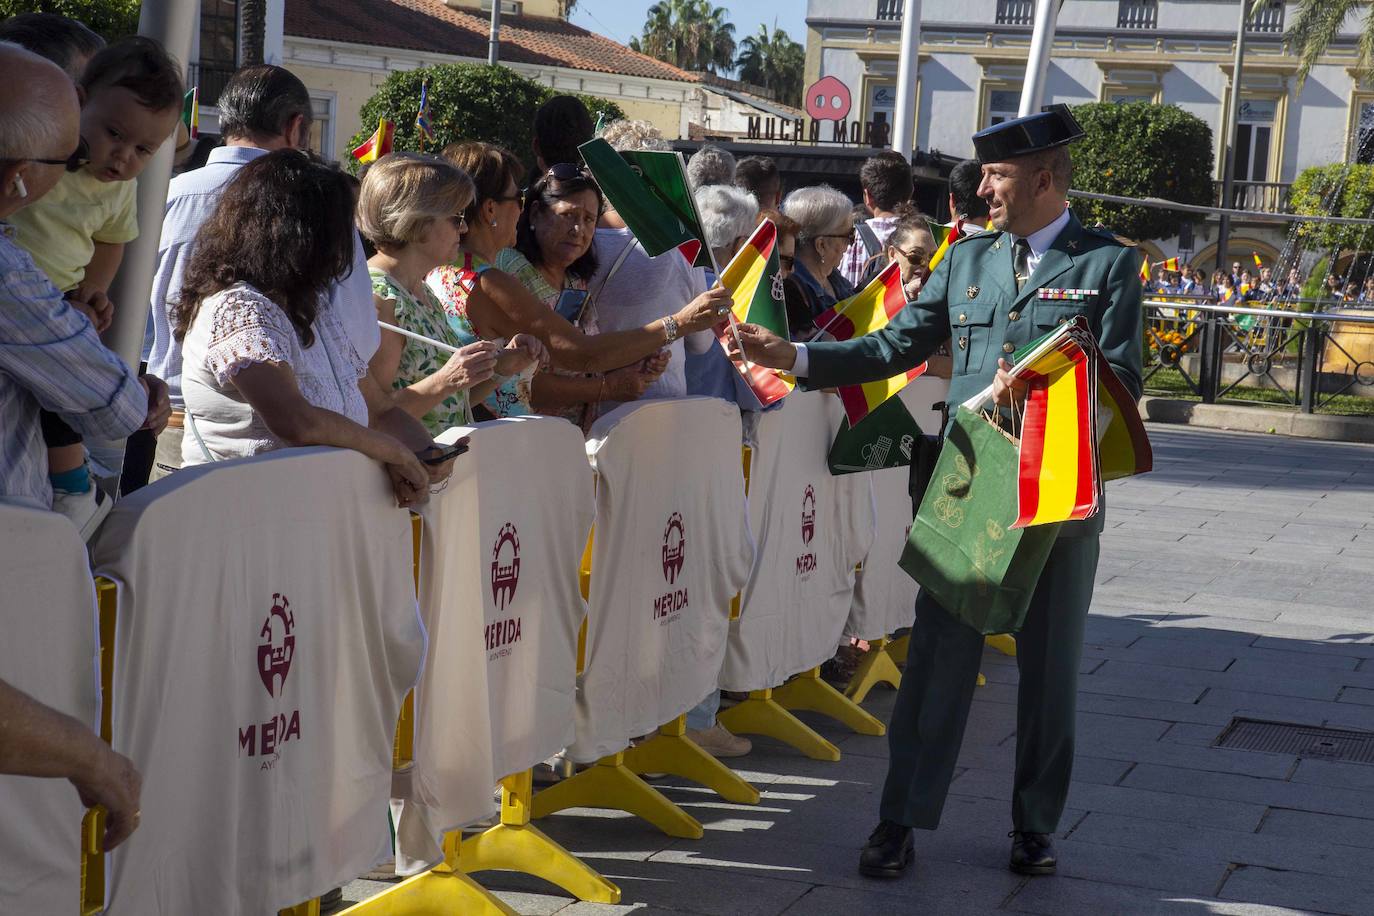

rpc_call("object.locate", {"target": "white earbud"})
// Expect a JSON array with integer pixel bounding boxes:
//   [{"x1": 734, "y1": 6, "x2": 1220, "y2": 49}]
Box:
[{"x1": 12, "y1": 175, "x2": 27, "y2": 198}]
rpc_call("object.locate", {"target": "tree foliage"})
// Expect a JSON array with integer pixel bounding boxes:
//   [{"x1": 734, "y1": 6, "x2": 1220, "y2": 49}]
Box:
[
  {"x1": 0, "y1": 0, "x2": 139, "y2": 40},
  {"x1": 346, "y1": 64, "x2": 624, "y2": 173},
  {"x1": 1266, "y1": 0, "x2": 1368, "y2": 85},
  {"x1": 629, "y1": 0, "x2": 736, "y2": 74},
  {"x1": 1069, "y1": 102, "x2": 1215, "y2": 241},
  {"x1": 1290, "y1": 163, "x2": 1374, "y2": 252},
  {"x1": 735, "y1": 24, "x2": 805, "y2": 106}
]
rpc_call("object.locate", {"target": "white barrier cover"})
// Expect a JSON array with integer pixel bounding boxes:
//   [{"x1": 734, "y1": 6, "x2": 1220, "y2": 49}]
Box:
[
  {"x1": 0, "y1": 505, "x2": 99, "y2": 914},
  {"x1": 92, "y1": 448, "x2": 424, "y2": 915},
  {"x1": 572, "y1": 398, "x2": 753, "y2": 762},
  {"x1": 844, "y1": 464, "x2": 919, "y2": 640},
  {"x1": 722, "y1": 390, "x2": 877, "y2": 691},
  {"x1": 395, "y1": 417, "x2": 594, "y2": 871}
]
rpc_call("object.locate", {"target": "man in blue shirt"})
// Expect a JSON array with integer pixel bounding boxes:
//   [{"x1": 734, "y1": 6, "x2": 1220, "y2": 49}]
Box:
[{"x1": 145, "y1": 65, "x2": 378, "y2": 480}]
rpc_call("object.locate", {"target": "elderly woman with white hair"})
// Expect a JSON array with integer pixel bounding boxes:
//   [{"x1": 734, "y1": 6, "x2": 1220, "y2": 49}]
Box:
[
  {"x1": 686, "y1": 144, "x2": 736, "y2": 190},
  {"x1": 685, "y1": 184, "x2": 759, "y2": 405},
  {"x1": 782, "y1": 184, "x2": 857, "y2": 338}
]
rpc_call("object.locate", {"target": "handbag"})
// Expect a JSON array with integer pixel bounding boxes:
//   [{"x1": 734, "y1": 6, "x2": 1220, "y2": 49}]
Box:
[{"x1": 897, "y1": 405, "x2": 1061, "y2": 635}]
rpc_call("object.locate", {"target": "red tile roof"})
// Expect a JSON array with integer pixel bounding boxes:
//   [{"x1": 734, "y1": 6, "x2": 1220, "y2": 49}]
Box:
[{"x1": 284, "y1": 0, "x2": 700, "y2": 84}]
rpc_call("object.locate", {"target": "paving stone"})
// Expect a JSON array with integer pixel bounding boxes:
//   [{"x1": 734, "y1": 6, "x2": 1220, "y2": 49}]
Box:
[
  {"x1": 1121, "y1": 763, "x2": 1374, "y2": 820},
  {"x1": 1218, "y1": 863, "x2": 1374, "y2": 915},
  {"x1": 1289, "y1": 758, "x2": 1374, "y2": 791},
  {"x1": 1007, "y1": 875, "x2": 1315, "y2": 915},
  {"x1": 1257, "y1": 807, "x2": 1374, "y2": 850}
]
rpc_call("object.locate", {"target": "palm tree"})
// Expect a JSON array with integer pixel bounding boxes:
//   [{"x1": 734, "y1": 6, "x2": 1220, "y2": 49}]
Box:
[
  {"x1": 735, "y1": 24, "x2": 805, "y2": 106},
  {"x1": 1270, "y1": 1, "x2": 1368, "y2": 83},
  {"x1": 240, "y1": 0, "x2": 266, "y2": 66},
  {"x1": 630, "y1": 0, "x2": 736, "y2": 74}
]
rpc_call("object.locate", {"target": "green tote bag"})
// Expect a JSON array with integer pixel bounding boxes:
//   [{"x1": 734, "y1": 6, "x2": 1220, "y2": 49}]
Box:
[{"x1": 897, "y1": 406, "x2": 1062, "y2": 635}]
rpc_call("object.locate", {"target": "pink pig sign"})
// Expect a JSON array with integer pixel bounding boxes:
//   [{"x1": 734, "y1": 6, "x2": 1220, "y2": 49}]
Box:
[{"x1": 805, "y1": 76, "x2": 852, "y2": 121}]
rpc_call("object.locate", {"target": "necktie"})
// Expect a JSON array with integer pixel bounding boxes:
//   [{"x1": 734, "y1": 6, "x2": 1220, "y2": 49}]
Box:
[{"x1": 1013, "y1": 238, "x2": 1032, "y2": 293}]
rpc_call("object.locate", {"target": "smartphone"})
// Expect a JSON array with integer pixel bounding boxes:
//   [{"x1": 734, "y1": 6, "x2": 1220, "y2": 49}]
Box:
[
  {"x1": 419, "y1": 437, "x2": 470, "y2": 465},
  {"x1": 553, "y1": 288, "x2": 590, "y2": 324}
]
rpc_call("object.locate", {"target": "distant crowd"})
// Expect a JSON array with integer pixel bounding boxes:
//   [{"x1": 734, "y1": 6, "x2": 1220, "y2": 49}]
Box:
[{"x1": 1145, "y1": 261, "x2": 1374, "y2": 308}]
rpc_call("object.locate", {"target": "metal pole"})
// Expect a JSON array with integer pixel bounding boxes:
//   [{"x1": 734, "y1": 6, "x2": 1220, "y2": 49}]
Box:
[
  {"x1": 105, "y1": 0, "x2": 197, "y2": 370},
  {"x1": 890, "y1": 0, "x2": 922, "y2": 159},
  {"x1": 488, "y1": 0, "x2": 502, "y2": 66},
  {"x1": 1214, "y1": 0, "x2": 1250, "y2": 276},
  {"x1": 1018, "y1": 0, "x2": 1060, "y2": 116}
]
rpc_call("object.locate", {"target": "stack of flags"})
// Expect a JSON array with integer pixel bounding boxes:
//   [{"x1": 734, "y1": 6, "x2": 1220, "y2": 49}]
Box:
[
  {"x1": 960, "y1": 317, "x2": 1152, "y2": 528},
  {"x1": 578, "y1": 137, "x2": 714, "y2": 271},
  {"x1": 716, "y1": 219, "x2": 793, "y2": 407},
  {"x1": 352, "y1": 116, "x2": 395, "y2": 164}
]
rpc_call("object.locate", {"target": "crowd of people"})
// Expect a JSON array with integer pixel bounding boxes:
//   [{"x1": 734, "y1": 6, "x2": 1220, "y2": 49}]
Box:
[
  {"x1": 0, "y1": 13, "x2": 977, "y2": 868},
  {"x1": 1144, "y1": 258, "x2": 1374, "y2": 308}
]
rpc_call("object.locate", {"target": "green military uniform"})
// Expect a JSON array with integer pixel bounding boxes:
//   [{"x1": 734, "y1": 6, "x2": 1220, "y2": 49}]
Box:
[{"x1": 800, "y1": 209, "x2": 1144, "y2": 834}]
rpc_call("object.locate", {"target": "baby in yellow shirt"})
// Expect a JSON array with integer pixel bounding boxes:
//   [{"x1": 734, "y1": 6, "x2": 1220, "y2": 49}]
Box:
[{"x1": 9, "y1": 35, "x2": 182, "y2": 534}]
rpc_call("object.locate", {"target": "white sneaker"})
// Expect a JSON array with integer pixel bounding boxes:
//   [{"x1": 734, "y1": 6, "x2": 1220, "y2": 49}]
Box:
[
  {"x1": 685, "y1": 723, "x2": 752, "y2": 758},
  {"x1": 51, "y1": 483, "x2": 112, "y2": 542}
]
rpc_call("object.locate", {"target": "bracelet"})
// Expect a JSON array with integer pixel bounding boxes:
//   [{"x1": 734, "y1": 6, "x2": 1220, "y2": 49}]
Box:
[{"x1": 661, "y1": 315, "x2": 679, "y2": 342}]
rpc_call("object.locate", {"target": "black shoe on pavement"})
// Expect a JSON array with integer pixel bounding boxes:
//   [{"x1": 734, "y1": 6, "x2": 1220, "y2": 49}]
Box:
[
  {"x1": 858, "y1": 819, "x2": 914, "y2": 878},
  {"x1": 1008, "y1": 831, "x2": 1057, "y2": 875}
]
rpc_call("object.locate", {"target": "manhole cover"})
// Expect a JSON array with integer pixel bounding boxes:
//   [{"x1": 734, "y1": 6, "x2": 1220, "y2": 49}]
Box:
[{"x1": 1215, "y1": 718, "x2": 1374, "y2": 765}]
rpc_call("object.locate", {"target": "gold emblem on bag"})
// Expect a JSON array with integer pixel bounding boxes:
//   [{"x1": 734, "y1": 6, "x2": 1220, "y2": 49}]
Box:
[{"x1": 967, "y1": 286, "x2": 979, "y2": 299}]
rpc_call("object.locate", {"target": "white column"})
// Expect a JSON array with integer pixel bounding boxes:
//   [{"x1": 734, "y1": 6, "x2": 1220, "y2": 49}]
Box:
[
  {"x1": 104, "y1": 0, "x2": 197, "y2": 370},
  {"x1": 890, "y1": 0, "x2": 923, "y2": 159},
  {"x1": 1018, "y1": 0, "x2": 1060, "y2": 116}
]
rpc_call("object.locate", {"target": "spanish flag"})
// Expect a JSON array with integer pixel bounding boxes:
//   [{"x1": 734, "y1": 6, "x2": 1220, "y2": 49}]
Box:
[
  {"x1": 717, "y1": 219, "x2": 792, "y2": 407},
  {"x1": 1096, "y1": 345, "x2": 1152, "y2": 481},
  {"x1": 352, "y1": 117, "x2": 395, "y2": 164},
  {"x1": 1158, "y1": 257, "x2": 1180, "y2": 272},
  {"x1": 1252, "y1": 252, "x2": 1264, "y2": 269},
  {"x1": 1013, "y1": 334, "x2": 1098, "y2": 528},
  {"x1": 1139, "y1": 255, "x2": 1150, "y2": 284},
  {"x1": 813, "y1": 259, "x2": 925, "y2": 426}
]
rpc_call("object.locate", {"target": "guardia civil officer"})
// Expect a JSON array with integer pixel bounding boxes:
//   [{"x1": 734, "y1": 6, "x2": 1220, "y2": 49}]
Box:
[{"x1": 731, "y1": 106, "x2": 1144, "y2": 879}]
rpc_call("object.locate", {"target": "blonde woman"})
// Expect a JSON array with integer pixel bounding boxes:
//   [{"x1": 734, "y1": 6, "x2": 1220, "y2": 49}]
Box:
[{"x1": 358, "y1": 153, "x2": 545, "y2": 435}]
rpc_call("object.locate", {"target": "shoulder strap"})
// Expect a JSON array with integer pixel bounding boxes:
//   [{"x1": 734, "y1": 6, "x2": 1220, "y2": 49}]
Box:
[{"x1": 857, "y1": 220, "x2": 882, "y2": 258}]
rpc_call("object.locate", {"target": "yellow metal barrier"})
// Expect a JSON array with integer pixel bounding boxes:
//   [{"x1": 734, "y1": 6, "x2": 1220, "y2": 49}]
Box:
[
  {"x1": 531, "y1": 750, "x2": 704, "y2": 839},
  {"x1": 844, "y1": 636, "x2": 903, "y2": 705},
  {"x1": 621, "y1": 714, "x2": 760, "y2": 805},
  {"x1": 459, "y1": 769, "x2": 620, "y2": 903},
  {"x1": 773, "y1": 666, "x2": 885, "y2": 736},
  {"x1": 716, "y1": 687, "x2": 840, "y2": 761}
]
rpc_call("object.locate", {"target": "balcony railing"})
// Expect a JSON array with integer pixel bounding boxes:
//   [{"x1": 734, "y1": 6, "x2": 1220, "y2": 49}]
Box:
[
  {"x1": 187, "y1": 61, "x2": 237, "y2": 108},
  {"x1": 876, "y1": 0, "x2": 901, "y2": 21},
  {"x1": 1248, "y1": 0, "x2": 1284, "y2": 34},
  {"x1": 1214, "y1": 180, "x2": 1294, "y2": 214},
  {"x1": 1118, "y1": 0, "x2": 1158, "y2": 30},
  {"x1": 995, "y1": 0, "x2": 1034, "y2": 26}
]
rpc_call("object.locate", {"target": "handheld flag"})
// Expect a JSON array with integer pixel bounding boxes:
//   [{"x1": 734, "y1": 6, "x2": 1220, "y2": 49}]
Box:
[
  {"x1": 1138, "y1": 255, "x2": 1150, "y2": 284},
  {"x1": 716, "y1": 218, "x2": 792, "y2": 407},
  {"x1": 813, "y1": 260, "x2": 926, "y2": 426},
  {"x1": 352, "y1": 117, "x2": 395, "y2": 165},
  {"x1": 1158, "y1": 257, "x2": 1179, "y2": 272},
  {"x1": 827, "y1": 393, "x2": 925, "y2": 474},
  {"x1": 181, "y1": 87, "x2": 199, "y2": 140},
  {"x1": 926, "y1": 219, "x2": 966, "y2": 272},
  {"x1": 415, "y1": 81, "x2": 433, "y2": 142},
  {"x1": 1252, "y1": 252, "x2": 1264, "y2": 269},
  {"x1": 578, "y1": 137, "x2": 714, "y2": 271}
]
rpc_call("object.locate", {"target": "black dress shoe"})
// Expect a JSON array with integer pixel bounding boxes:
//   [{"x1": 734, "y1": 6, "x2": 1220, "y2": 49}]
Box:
[
  {"x1": 859, "y1": 819, "x2": 914, "y2": 878},
  {"x1": 1008, "y1": 831, "x2": 1057, "y2": 875}
]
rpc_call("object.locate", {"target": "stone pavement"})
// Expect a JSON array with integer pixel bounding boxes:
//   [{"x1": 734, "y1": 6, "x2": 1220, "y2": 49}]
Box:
[{"x1": 346, "y1": 425, "x2": 1374, "y2": 915}]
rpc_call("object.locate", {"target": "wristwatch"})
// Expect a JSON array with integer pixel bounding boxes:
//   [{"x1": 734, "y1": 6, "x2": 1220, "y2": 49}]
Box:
[{"x1": 662, "y1": 315, "x2": 680, "y2": 342}]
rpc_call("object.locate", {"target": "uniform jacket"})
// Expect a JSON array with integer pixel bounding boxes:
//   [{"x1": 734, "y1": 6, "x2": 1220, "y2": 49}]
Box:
[{"x1": 801, "y1": 209, "x2": 1145, "y2": 534}]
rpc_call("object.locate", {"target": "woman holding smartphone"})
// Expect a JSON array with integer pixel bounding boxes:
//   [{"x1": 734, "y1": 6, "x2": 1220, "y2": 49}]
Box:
[
  {"x1": 175, "y1": 151, "x2": 452, "y2": 509},
  {"x1": 497, "y1": 164, "x2": 668, "y2": 428},
  {"x1": 359, "y1": 153, "x2": 546, "y2": 435}
]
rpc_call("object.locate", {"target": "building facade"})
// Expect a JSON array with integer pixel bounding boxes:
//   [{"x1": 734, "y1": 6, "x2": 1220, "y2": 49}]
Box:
[{"x1": 805, "y1": 0, "x2": 1366, "y2": 261}]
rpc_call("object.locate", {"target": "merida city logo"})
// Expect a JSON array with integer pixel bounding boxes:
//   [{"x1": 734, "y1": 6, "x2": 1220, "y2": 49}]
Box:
[
  {"x1": 488, "y1": 522, "x2": 523, "y2": 660},
  {"x1": 797, "y1": 485, "x2": 818, "y2": 577},
  {"x1": 655, "y1": 512, "x2": 689, "y2": 624},
  {"x1": 491, "y1": 522, "x2": 521, "y2": 610},
  {"x1": 241, "y1": 593, "x2": 301, "y2": 765}
]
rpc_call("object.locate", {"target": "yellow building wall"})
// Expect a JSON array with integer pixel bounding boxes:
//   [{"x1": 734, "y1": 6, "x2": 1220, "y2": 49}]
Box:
[{"x1": 288, "y1": 61, "x2": 688, "y2": 158}]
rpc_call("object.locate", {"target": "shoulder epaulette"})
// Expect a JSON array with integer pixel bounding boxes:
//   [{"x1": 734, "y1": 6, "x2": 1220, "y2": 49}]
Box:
[
  {"x1": 953, "y1": 228, "x2": 999, "y2": 245},
  {"x1": 1085, "y1": 222, "x2": 1131, "y2": 246}
]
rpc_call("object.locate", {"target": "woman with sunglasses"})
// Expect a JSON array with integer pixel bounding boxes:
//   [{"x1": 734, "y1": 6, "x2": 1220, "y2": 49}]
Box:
[
  {"x1": 359, "y1": 153, "x2": 545, "y2": 436},
  {"x1": 884, "y1": 210, "x2": 938, "y2": 302},
  {"x1": 428, "y1": 141, "x2": 731, "y2": 420},
  {"x1": 497, "y1": 163, "x2": 667, "y2": 429},
  {"x1": 781, "y1": 185, "x2": 858, "y2": 339}
]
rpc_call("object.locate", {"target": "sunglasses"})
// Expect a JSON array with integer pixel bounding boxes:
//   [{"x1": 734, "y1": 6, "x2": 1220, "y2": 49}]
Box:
[
  {"x1": 545, "y1": 162, "x2": 592, "y2": 181},
  {"x1": 27, "y1": 137, "x2": 90, "y2": 172}
]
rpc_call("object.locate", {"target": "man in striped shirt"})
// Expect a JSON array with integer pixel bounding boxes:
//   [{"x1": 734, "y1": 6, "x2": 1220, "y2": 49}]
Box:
[{"x1": 0, "y1": 43, "x2": 165, "y2": 512}]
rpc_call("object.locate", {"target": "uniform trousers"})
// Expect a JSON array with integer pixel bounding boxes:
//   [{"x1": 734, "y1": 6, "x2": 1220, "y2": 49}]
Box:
[{"x1": 879, "y1": 533, "x2": 1100, "y2": 834}]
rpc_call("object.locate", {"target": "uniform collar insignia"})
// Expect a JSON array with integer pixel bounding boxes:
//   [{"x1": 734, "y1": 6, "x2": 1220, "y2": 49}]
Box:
[{"x1": 967, "y1": 285, "x2": 980, "y2": 299}]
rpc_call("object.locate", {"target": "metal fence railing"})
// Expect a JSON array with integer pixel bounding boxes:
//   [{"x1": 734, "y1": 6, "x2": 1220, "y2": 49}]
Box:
[{"x1": 1143, "y1": 298, "x2": 1374, "y2": 415}]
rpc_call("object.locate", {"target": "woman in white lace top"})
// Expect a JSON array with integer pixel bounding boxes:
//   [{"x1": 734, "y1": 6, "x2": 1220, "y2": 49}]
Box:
[{"x1": 173, "y1": 151, "x2": 454, "y2": 509}]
